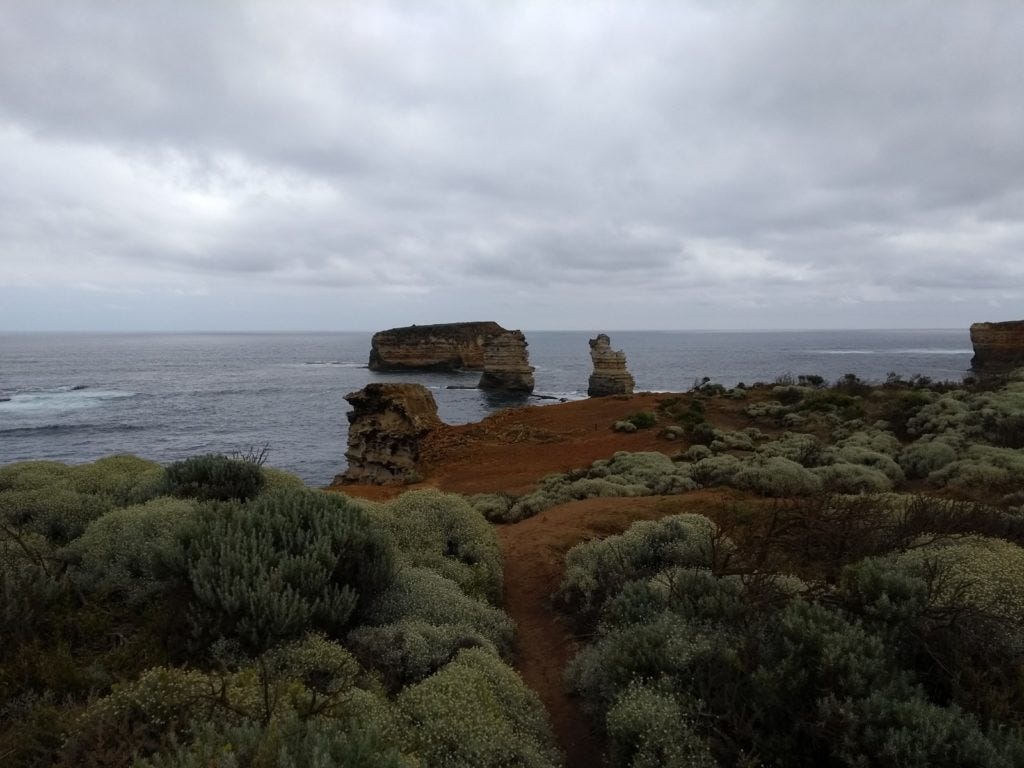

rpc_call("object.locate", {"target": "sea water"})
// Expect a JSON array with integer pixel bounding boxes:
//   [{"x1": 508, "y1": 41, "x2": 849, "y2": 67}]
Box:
[{"x1": 0, "y1": 329, "x2": 972, "y2": 484}]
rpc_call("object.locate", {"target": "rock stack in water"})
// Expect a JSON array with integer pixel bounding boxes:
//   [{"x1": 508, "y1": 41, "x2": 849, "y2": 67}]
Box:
[
  {"x1": 478, "y1": 330, "x2": 535, "y2": 393},
  {"x1": 970, "y1": 320, "x2": 1024, "y2": 374},
  {"x1": 587, "y1": 333, "x2": 635, "y2": 397},
  {"x1": 367, "y1": 321, "x2": 507, "y2": 371},
  {"x1": 337, "y1": 383, "x2": 442, "y2": 485}
]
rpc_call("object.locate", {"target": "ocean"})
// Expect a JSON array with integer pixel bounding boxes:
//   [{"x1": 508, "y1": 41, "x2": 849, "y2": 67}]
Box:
[{"x1": 0, "y1": 329, "x2": 973, "y2": 485}]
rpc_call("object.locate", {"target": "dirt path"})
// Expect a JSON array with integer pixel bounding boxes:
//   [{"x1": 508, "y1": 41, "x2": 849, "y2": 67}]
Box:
[{"x1": 496, "y1": 492, "x2": 731, "y2": 767}]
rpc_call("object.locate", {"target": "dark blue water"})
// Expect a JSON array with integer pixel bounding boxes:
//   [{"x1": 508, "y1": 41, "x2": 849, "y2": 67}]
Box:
[{"x1": 0, "y1": 330, "x2": 972, "y2": 484}]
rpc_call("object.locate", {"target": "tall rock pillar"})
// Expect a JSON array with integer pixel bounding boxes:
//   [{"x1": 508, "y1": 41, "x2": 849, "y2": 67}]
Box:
[
  {"x1": 587, "y1": 334, "x2": 635, "y2": 397},
  {"x1": 478, "y1": 330, "x2": 535, "y2": 393},
  {"x1": 337, "y1": 383, "x2": 441, "y2": 485},
  {"x1": 970, "y1": 320, "x2": 1024, "y2": 374}
]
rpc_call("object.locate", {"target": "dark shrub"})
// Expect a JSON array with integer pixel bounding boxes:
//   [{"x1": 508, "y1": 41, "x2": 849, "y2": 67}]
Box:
[
  {"x1": 626, "y1": 411, "x2": 657, "y2": 429},
  {"x1": 185, "y1": 488, "x2": 395, "y2": 652},
  {"x1": 163, "y1": 454, "x2": 265, "y2": 502}
]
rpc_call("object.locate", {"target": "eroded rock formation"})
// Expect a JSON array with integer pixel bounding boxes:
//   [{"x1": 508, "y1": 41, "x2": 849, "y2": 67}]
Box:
[
  {"x1": 478, "y1": 330, "x2": 535, "y2": 393},
  {"x1": 587, "y1": 334, "x2": 635, "y2": 397},
  {"x1": 971, "y1": 320, "x2": 1024, "y2": 373},
  {"x1": 368, "y1": 321, "x2": 508, "y2": 371},
  {"x1": 337, "y1": 383, "x2": 442, "y2": 485}
]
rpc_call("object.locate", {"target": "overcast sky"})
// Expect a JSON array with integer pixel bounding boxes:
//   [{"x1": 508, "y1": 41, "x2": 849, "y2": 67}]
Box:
[{"x1": 2, "y1": 1, "x2": 1023, "y2": 331}]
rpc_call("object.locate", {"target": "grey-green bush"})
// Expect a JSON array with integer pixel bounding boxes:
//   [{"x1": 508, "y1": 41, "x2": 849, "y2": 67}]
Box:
[{"x1": 163, "y1": 454, "x2": 265, "y2": 502}]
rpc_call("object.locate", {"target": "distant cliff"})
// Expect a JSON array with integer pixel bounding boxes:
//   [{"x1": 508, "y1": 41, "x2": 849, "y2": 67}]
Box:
[
  {"x1": 970, "y1": 320, "x2": 1024, "y2": 373},
  {"x1": 368, "y1": 321, "x2": 508, "y2": 372}
]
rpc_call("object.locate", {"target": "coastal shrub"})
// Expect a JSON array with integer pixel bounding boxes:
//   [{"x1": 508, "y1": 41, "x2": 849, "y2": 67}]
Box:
[
  {"x1": 743, "y1": 400, "x2": 786, "y2": 421},
  {"x1": 928, "y1": 445, "x2": 1024, "y2": 495},
  {"x1": 365, "y1": 567, "x2": 513, "y2": 654},
  {"x1": 162, "y1": 453, "x2": 265, "y2": 502},
  {"x1": 708, "y1": 428, "x2": 757, "y2": 453},
  {"x1": 69, "y1": 455, "x2": 164, "y2": 502},
  {"x1": 347, "y1": 619, "x2": 498, "y2": 691},
  {"x1": 605, "y1": 681, "x2": 716, "y2": 768},
  {"x1": 587, "y1": 452, "x2": 695, "y2": 494},
  {"x1": 372, "y1": 489, "x2": 502, "y2": 603},
  {"x1": 773, "y1": 385, "x2": 807, "y2": 405},
  {"x1": 832, "y1": 446, "x2": 906, "y2": 484},
  {"x1": 261, "y1": 466, "x2": 306, "y2": 493},
  {"x1": 757, "y1": 432, "x2": 824, "y2": 467},
  {"x1": 626, "y1": 411, "x2": 657, "y2": 429},
  {"x1": 662, "y1": 425, "x2": 686, "y2": 440},
  {"x1": 688, "y1": 454, "x2": 742, "y2": 487},
  {"x1": 688, "y1": 421, "x2": 717, "y2": 445},
  {"x1": 813, "y1": 463, "x2": 894, "y2": 493},
  {"x1": 613, "y1": 420, "x2": 637, "y2": 433},
  {"x1": 881, "y1": 389, "x2": 935, "y2": 439},
  {"x1": 555, "y1": 514, "x2": 726, "y2": 625},
  {"x1": 799, "y1": 390, "x2": 864, "y2": 420},
  {"x1": 0, "y1": 486, "x2": 112, "y2": 545},
  {"x1": 0, "y1": 460, "x2": 74, "y2": 492},
  {"x1": 899, "y1": 438, "x2": 959, "y2": 479},
  {"x1": 732, "y1": 456, "x2": 824, "y2": 496},
  {"x1": 65, "y1": 496, "x2": 197, "y2": 606},
  {"x1": 396, "y1": 647, "x2": 560, "y2": 768},
  {"x1": 185, "y1": 488, "x2": 395, "y2": 652},
  {"x1": 838, "y1": 429, "x2": 902, "y2": 457},
  {"x1": 906, "y1": 394, "x2": 971, "y2": 437},
  {"x1": 467, "y1": 492, "x2": 516, "y2": 523},
  {"x1": 683, "y1": 444, "x2": 712, "y2": 462}
]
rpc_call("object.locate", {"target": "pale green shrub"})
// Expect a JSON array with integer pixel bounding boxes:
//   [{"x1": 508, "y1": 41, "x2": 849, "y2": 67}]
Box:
[
  {"x1": 899, "y1": 438, "x2": 959, "y2": 479},
  {"x1": 467, "y1": 492, "x2": 517, "y2": 523},
  {"x1": 709, "y1": 428, "x2": 757, "y2": 452},
  {"x1": 366, "y1": 567, "x2": 513, "y2": 654},
  {"x1": 372, "y1": 489, "x2": 502, "y2": 603},
  {"x1": 347, "y1": 619, "x2": 498, "y2": 690},
  {"x1": 744, "y1": 401, "x2": 786, "y2": 420},
  {"x1": 606, "y1": 682, "x2": 716, "y2": 768},
  {"x1": 832, "y1": 446, "x2": 906, "y2": 484},
  {"x1": 813, "y1": 463, "x2": 894, "y2": 493},
  {"x1": 613, "y1": 420, "x2": 638, "y2": 433},
  {"x1": 69, "y1": 455, "x2": 163, "y2": 500},
  {"x1": 927, "y1": 445, "x2": 1024, "y2": 494},
  {"x1": 683, "y1": 444, "x2": 713, "y2": 462},
  {"x1": 396, "y1": 647, "x2": 560, "y2": 768},
  {"x1": 732, "y1": 456, "x2": 824, "y2": 496},
  {"x1": 261, "y1": 467, "x2": 306, "y2": 492},
  {"x1": 0, "y1": 460, "x2": 74, "y2": 492},
  {"x1": 689, "y1": 454, "x2": 742, "y2": 487},
  {"x1": 756, "y1": 432, "x2": 824, "y2": 467},
  {"x1": 837, "y1": 430, "x2": 902, "y2": 457},
  {"x1": 65, "y1": 496, "x2": 197, "y2": 606},
  {"x1": 556, "y1": 514, "x2": 726, "y2": 624},
  {"x1": 586, "y1": 452, "x2": 695, "y2": 493},
  {"x1": 0, "y1": 486, "x2": 112, "y2": 545}
]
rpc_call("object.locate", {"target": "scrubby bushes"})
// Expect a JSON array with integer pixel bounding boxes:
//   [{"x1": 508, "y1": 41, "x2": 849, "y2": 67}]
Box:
[
  {"x1": 559, "y1": 509, "x2": 1024, "y2": 768},
  {"x1": 162, "y1": 453, "x2": 265, "y2": 502}
]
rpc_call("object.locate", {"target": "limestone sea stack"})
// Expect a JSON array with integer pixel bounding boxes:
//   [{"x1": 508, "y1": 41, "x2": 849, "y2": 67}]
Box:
[
  {"x1": 368, "y1": 321, "x2": 508, "y2": 372},
  {"x1": 337, "y1": 383, "x2": 441, "y2": 485},
  {"x1": 970, "y1": 320, "x2": 1024, "y2": 373},
  {"x1": 478, "y1": 330, "x2": 535, "y2": 393},
  {"x1": 587, "y1": 333, "x2": 635, "y2": 397}
]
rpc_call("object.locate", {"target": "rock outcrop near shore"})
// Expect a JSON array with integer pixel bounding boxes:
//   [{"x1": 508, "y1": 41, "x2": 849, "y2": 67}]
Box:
[
  {"x1": 970, "y1": 320, "x2": 1024, "y2": 373},
  {"x1": 368, "y1": 321, "x2": 508, "y2": 371},
  {"x1": 587, "y1": 334, "x2": 635, "y2": 397},
  {"x1": 478, "y1": 330, "x2": 536, "y2": 393},
  {"x1": 337, "y1": 383, "x2": 442, "y2": 485}
]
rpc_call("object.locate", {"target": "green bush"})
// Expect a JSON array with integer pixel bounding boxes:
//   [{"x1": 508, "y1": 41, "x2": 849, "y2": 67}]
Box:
[
  {"x1": 606, "y1": 681, "x2": 716, "y2": 768},
  {"x1": 467, "y1": 492, "x2": 517, "y2": 523},
  {"x1": 0, "y1": 461, "x2": 74, "y2": 492},
  {"x1": 813, "y1": 463, "x2": 895, "y2": 493},
  {"x1": 732, "y1": 456, "x2": 824, "y2": 496},
  {"x1": 555, "y1": 514, "x2": 726, "y2": 626},
  {"x1": 163, "y1": 454, "x2": 265, "y2": 502},
  {"x1": 0, "y1": 486, "x2": 112, "y2": 545},
  {"x1": 364, "y1": 567, "x2": 513, "y2": 654},
  {"x1": 185, "y1": 488, "x2": 395, "y2": 652},
  {"x1": 371, "y1": 489, "x2": 502, "y2": 603},
  {"x1": 899, "y1": 437, "x2": 960, "y2": 479},
  {"x1": 65, "y1": 497, "x2": 197, "y2": 606},
  {"x1": 927, "y1": 445, "x2": 1024, "y2": 495},
  {"x1": 688, "y1": 454, "x2": 742, "y2": 487},
  {"x1": 347, "y1": 619, "x2": 498, "y2": 691},
  {"x1": 396, "y1": 647, "x2": 561, "y2": 768},
  {"x1": 69, "y1": 455, "x2": 164, "y2": 502},
  {"x1": 832, "y1": 445, "x2": 906, "y2": 484},
  {"x1": 626, "y1": 411, "x2": 657, "y2": 429},
  {"x1": 757, "y1": 432, "x2": 824, "y2": 467},
  {"x1": 261, "y1": 466, "x2": 307, "y2": 493}
]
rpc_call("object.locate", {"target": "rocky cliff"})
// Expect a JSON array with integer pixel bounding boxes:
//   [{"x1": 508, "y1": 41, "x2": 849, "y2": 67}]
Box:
[
  {"x1": 587, "y1": 334, "x2": 635, "y2": 397},
  {"x1": 970, "y1": 320, "x2": 1024, "y2": 373},
  {"x1": 368, "y1": 321, "x2": 508, "y2": 371},
  {"x1": 336, "y1": 383, "x2": 442, "y2": 485},
  {"x1": 478, "y1": 330, "x2": 535, "y2": 393}
]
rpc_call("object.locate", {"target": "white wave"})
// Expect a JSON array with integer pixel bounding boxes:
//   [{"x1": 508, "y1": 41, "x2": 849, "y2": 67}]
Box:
[
  {"x1": 891, "y1": 349, "x2": 972, "y2": 355},
  {"x1": 0, "y1": 388, "x2": 135, "y2": 414},
  {"x1": 808, "y1": 350, "x2": 876, "y2": 355}
]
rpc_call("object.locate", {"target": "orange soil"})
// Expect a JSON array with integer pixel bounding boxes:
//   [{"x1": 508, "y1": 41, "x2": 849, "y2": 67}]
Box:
[{"x1": 330, "y1": 392, "x2": 748, "y2": 766}]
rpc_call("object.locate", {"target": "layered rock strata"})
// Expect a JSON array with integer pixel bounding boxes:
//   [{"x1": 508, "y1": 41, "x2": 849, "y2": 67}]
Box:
[
  {"x1": 970, "y1": 320, "x2": 1024, "y2": 373},
  {"x1": 478, "y1": 330, "x2": 535, "y2": 393},
  {"x1": 587, "y1": 334, "x2": 635, "y2": 397},
  {"x1": 368, "y1": 321, "x2": 508, "y2": 371},
  {"x1": 337, "y1": 383, "x2": 442, "y2": 485}
]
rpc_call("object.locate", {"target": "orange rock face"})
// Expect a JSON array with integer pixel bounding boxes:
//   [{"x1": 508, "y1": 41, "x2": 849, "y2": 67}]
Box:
[
  {"x1": 478, "y1": 330, "x2": 535, "y2": 393},
  {"x1": 970, "y1": 321, "x2": 1024, "y2": 372},
  {"x1": 336, "y1": 383, "x2": 443, "y2": 485},
  {"x1": 368, "y1": 321, "x2": 507, "y2": 371},
  {"x1": 587, "y1": 333, "x2": 635, "y2": 397}
]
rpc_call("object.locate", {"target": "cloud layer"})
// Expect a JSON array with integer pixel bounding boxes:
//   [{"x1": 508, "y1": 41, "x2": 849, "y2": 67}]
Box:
[{"x1": 2, "y1": 1, "x2": 1023, "y2": 330}]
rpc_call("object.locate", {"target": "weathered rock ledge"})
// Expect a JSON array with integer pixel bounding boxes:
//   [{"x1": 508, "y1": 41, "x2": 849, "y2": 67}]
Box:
[
  {"x1": 336, "y1": 383, "x2": 442, "y2": 485},
  {"x1": 970, "y1": 320, "x2": 1024, "y2": 373},
  {"x1": 587, "y1": 334, "x2": 635, "y2": 397},
  {"x1": 478, "y1": 330, "x2": 535, "y2": 393},
  {"x1": 368, "y1": 321, "x2": 508, "y2": 372}
]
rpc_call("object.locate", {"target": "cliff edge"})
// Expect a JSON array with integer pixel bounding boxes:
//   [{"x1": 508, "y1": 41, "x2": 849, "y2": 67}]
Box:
[
  {"x1": 970, "y1": 320, "x2": 1024, "y2": 373},
  {"x1": 368, "y1": 321, "x2": 508, "y2": 371}
]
